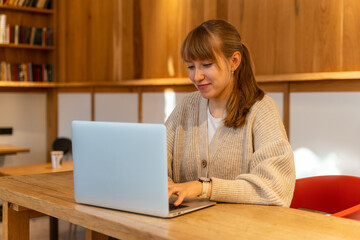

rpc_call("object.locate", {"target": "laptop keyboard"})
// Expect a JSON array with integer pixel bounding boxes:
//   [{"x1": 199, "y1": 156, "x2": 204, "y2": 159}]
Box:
[{"x1": 169, "y1": 203, "x2": 188, "y2": 211}]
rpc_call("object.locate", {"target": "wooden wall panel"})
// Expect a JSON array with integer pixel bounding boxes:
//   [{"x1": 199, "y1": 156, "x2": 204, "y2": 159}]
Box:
[
  {"x1": 343, "y1": 0, "x2": 360, "y2": 71},
  {"x1": 88, "y1": 0, "x2": 114, "y2": 82},
  {"x1": 165, "y1": 0, "x2": 184, "y2": 78},
  {"x1": 274, "y1": 0, "x2": 296, "y2": 74},
  {"x1": 115, "y1": 0, "x2": 134, "y2": 81},
  {"x1": 238, "y1": 0, "x2": 277, "y2": 75},
  {"x1": 57, "y1": 0, "x2": 123, "y2": 82},
  {"x1": 216, "y1": 0, "x2": 228, "y2": 20},
  {"x1": 65, "y1": 0, "x2": 90, "y2": 82},
  {"x1": 57, "y1": 0, "x2": 66, "y2": 82},
  {"x1": 312, "y1": 0, "x2": 343, "y2": 72},
  {"x1": 56, "y1": 0, "x2": 360, "y2": 83},
  {"x1": 204, "y1": 0, "x2": 218, "y2": 20},
  {"x1": 141, "y1": 0, "x2": 168, "y2": 78},
  {"x1": 294, "y1": 0, "x2": 316, "y2": 73},
  {"x1": 227, "y1": 0, "x2": 243, "y2": 31},
  {"x1": 293, "y1": 0, "x2": 343, "y2": 73},
  {"x1": 228, "y1": 0, "x2": 296, "y2": 75}
]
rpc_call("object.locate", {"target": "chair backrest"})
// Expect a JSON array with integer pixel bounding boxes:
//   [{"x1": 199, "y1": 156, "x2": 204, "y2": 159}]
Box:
[
  {"x1": 290, "y1": 175, "x2": 360, "y2": 214},
  {"x1": 52, "y1": 137, "x2": 72, "y2": 154}
]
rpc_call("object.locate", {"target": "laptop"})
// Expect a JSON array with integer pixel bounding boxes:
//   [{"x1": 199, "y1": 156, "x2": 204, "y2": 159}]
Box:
[{"x1": 71, "y1": 120, "x2": 215, "y2": 218}]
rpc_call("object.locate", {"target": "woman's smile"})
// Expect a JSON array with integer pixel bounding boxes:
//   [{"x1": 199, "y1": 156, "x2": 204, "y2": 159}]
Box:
[{"x1": 196, "y1": 83, "x2": 211, "y2": 90}]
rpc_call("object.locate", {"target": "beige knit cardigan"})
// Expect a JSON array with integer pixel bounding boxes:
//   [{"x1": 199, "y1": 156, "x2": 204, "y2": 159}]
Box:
[{"x1": 165, "y1": 91, "x2": 295, "y2": 207}]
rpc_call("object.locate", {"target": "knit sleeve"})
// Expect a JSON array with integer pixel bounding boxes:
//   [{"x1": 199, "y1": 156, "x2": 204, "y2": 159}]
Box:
[
  {"x1": 165, "y1": 93, "x2": 190, "y2": 183},
  {"x1": 210, "y1": 97, "x2": 296, "y2": 207},
  {"x1": 165, "y1": 105, "x2": 178, "y2": 183}
]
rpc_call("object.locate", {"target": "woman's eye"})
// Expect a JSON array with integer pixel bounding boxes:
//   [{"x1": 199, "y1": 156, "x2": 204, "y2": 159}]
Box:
[
  {"x1": 203, "y1": 63, "x2": 213, "y2": 67},
  {"x1": 187, "y1": 65, "x2": 195, "y2": 70}
]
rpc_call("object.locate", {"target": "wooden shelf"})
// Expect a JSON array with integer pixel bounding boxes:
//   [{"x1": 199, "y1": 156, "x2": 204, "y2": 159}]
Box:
[
  {"x1": 2, "y1": 71, "x2": 360, "y2": 89},
  {"x1": 0, "y1": 81, "x2": 56, "y2": 88},
  {"x1": 0, "y1": 43, "x2": 54, "y2": 50},
  {"x1": 256, "y1": 71, "x2": 360, "y2": 83},
  {"x1": 56, "y1": 71, "x2": 360, "y2": 86},
  {"x1": 0, "y1": 5, "x2": 53, "y2": 14}
]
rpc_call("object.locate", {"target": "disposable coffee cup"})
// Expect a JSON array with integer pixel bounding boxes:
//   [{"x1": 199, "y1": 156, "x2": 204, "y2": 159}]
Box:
[{"x1": 51, "y1": 151, "x2": 63, "y2": 169}]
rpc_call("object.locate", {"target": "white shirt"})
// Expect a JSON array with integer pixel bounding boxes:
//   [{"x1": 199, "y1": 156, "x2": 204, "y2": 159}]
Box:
[{"x1": 207, "y1": 105, "x2": 222, "y2": 143}]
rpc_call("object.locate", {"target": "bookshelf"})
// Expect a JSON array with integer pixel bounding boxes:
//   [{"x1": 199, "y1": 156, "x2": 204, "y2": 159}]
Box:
[{"x1": 0, "y1": 0, "x2": 55, "y2": 83}]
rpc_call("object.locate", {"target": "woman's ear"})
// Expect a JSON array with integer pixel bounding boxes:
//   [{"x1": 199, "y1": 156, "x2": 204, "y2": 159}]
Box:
[{"x1": 230, "y1": 51, "x2": 241, "y2": 72}]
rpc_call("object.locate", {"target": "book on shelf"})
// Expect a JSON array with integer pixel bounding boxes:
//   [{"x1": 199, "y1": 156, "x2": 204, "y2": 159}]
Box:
[
  {"x1": 0, "y1": 0, "x2": 52, "y2": 9},
  {"x1": 14, "y1": 24, "x2": 19, "y2": 44},
  {"x1": 0, "y1": 14, "x2": 7, "y2": 44},
  {"x1": 0, "y1": 10, "x2": 54, "y2": 46},
  {"x1": 33, "y1": 27, "x2": 41, "y2": 45},
  {"x1": 0, "y1": 23, "x2": 53, "y2": 46},
  {"x1": 0, "y1": 61, "x2": 53, "y2": 82},
  {"x1": 36, "y1": 0, "x2": 46, "y2": 8},
  {"x1": 29, "y1": 26, "x2": 35, "y2": 44},
  {"x1": 18, "y1": 0, "x2": 26, "y2": 6},
  {"x1": 45, "y1": 27, "x2": 52, "y2": 45}
]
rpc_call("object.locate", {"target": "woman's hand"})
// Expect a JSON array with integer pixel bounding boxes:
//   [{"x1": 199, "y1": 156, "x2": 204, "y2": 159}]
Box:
[{"x1": 168, "y1": 181, "x2": 202, "y2": 206}]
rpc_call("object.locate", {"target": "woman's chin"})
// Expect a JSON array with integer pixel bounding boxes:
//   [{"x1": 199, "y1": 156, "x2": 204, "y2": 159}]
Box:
[{"x1": 198, "y1": 91, "x2": 212, "y2": 100}]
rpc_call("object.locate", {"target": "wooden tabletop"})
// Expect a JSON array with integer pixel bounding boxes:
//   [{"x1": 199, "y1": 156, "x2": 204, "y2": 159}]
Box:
[
  {"x1": 0, "y1": 161, "x2": 73, "y2": 176},
  {"x1": 0, "y1": 145, "x2": 30, "y2": 155},
  {"x1": 0, "y1": 172, "x2": 359, "y2": 239}
]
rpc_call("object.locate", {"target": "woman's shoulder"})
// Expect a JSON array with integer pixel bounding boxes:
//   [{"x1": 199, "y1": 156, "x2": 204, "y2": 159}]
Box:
[
  {"x1": 181, "y1": 91, "x2": 201, "y2": 103},
  {"x1": 249, "y1": 94, "x2": 280, "y2": 118},
  {"x1": 175, "y1": 91, "x2": 202, "y2": 109},
  {"x1": 165, "y1": 91, "x2": 201, "y2": 126},
  {"x1": 253, "y1": 94, "x2": 278, "y2": 110},
  {"x1": 167, "y1": 91, "x2": 201, "y2": 115}
]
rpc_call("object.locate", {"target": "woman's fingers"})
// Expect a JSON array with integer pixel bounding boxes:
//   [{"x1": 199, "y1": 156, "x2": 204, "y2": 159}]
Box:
[
  {"x1": 174, "y1": 192, "x2": 186, "y2": 206},
  {"x1": 168, "y1": 183, "x2": 179, "y2": 198},
  {"x1": 168, "y1": 181, "x2": 203, "y2": 206}
]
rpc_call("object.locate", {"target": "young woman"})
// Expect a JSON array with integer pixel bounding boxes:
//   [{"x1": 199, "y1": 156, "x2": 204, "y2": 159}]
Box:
[{"x1": 166, "y1": 19, "x2": 295, "y2": 207}]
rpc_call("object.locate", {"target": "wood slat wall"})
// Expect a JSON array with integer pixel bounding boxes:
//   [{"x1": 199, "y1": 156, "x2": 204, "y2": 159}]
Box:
[{"x1": 56, "y1": 0, "x2": 360, "y2": 82}]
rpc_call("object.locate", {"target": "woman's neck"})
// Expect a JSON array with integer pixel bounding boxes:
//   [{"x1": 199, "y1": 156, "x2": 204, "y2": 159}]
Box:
[{"x1": 208, "y1": 99, "x2": 227, "y2": 118}]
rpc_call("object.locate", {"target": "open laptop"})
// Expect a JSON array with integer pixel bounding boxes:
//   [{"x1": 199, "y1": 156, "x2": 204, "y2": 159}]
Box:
[{"x1": 72, "y1": 120, "x2": 215, "y2": 218}]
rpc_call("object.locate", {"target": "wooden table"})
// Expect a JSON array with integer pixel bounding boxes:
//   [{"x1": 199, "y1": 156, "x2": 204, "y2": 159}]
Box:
[
  {"x1": 0, "y1": 145, "x2": 30, "y2": 155},
  {"x1": 0, "y1": 172, "x2": 360, "y2": 240},
  {"x1": 0, "y1": 161, "x2": 73, "y2": 176},
  {"x1": 0, "y1": 162, "x2": 73, "y2": 240}
]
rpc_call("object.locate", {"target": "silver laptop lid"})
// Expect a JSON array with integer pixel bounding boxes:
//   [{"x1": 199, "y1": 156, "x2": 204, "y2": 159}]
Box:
[{"x1": 72, "y1": 120, "x2": 169, "y2": 217}]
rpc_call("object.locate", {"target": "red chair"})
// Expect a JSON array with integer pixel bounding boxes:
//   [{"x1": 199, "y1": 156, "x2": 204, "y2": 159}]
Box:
[{"x1": 290, "y1": 175, "x2": 360, "y2": 220}]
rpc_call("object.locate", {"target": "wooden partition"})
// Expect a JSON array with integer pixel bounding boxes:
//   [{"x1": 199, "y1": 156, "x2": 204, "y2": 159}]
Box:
[{"x1": 56, "y1": 0, "x2": 360, "y2": 83}]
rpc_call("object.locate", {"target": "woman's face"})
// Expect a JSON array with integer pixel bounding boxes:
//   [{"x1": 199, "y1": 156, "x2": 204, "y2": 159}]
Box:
[{"x1": 186, "y1": 57, "x2": 233, "y2": 103}]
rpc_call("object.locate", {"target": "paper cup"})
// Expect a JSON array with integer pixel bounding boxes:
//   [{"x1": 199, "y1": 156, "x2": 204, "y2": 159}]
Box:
[{"x1": 51, "y1": 151, "x2": 63, "y2": 169}]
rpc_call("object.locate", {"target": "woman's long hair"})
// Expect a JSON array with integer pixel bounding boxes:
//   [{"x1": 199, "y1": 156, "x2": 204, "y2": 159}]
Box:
[{"x1": 181, "y1": 19, "x2": 264, "y2": 128}]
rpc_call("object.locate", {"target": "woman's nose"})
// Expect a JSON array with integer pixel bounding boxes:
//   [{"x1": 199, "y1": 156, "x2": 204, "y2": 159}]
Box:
[{"x1": 193, "y1": 68, "x2": 204, "y2": 82}]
